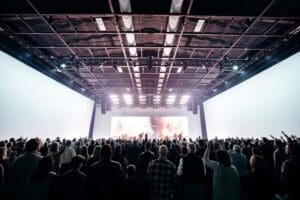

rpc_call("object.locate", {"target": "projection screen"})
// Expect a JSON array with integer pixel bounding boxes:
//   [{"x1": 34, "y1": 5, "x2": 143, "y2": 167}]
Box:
[
  {"x1": 0, "y1": 50, "x2": 94, "y2": 139},
  {"x1": 204, "y1": 52, "x2": 300, "y2": 139},
  {"x1": 111, "y1": 116, "x2": 188, "y2": 139}
]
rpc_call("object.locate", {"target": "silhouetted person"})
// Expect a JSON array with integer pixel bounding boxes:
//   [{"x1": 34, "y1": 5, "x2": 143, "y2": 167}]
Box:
[
  {"x1": 137, "y1": 142, "x2": 155, "y2": 180},
  {"x1": 273, "y1": 140, "x2": 286, "y2": 178},
  {"x1": 147, "y1": 145, "x2": 176, "y2": 200},
  {"x1": 62, "y1": 155, "x2": 86, "y2": 200},
  {"x1": 112, "y1": 145, "x2": 127, "y2": 171},
  {"x1": 11, "y1": 138, "x2": 42, "y2": 200},
  {"x1": 177, "y1": 143, "x2": 206, "y2": 200},
  {"x1": 0, "y1": 147, "x2": 9, "y2": 184},
  {"x1": 273, "y1": 139, "x2": 286, "y2": 194},
  {"x1": 204, "y1": 141, "x2": 241, "y2": 200},
  {"x1": 88, "y1": 145, "x2": 101, "y2": 167},
  {"x1": 60, "y1": 140, "x2": 76, "y2": 175},
  {"x1": 137, "y1": 141, "x2": 155, "y2": 198},
  {"x1": 28, "y1": 156, "x2": 59, "y2": 200},
  {"x1": 243, "y1": 155, "x2": 275, "y2": 200},
  {"x1": 87, "y1": 144, "x2": 124, "y2": 200},
  {"x1": 229, "y1": 145, "x2": 249, "y2": 179},
  {"x1": 128, "y1": 140, "x2": 140, "y2": 166},
  {"x1": 281, "y1": 143, "x2": 300, "y2": 200},
  {"x1": 125, "y1": 164, "x2": 139, "y2": 200}
]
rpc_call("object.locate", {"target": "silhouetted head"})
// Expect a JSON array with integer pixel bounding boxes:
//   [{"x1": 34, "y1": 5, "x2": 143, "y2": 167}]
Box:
[
  {"x1": 66, "y1": 140, "x2": 72, "y2": 147},
  {"x1": 127, "y1": 164, "x2": 136, "y2": 177},
  {"x1": 145, "y1": 142, "x2": 151, "y2": 151},
  {"x1": 285, "y1": 143, "x2": 299, "y2": 157},
  {"x1": 188, "y1": 143, "x2": 196, "y2": 154},
  {"x1": 92, "y1": 145, "x2": 102, "y2": 159},
  {"x1": 101, "y1": 144, "x2": 112, "y2": 161},
  {"x1": 250, "y1": 155, "x2": 266, "y2": 174},
  {"x1": 36, "y1": 156, "x2": 54, "y2": 175},
  {"x1": 25, "y1": 138, "x2": 41, "y2": 152},
  {"x1": 233, "y1": 145, "x2": 241, "y2": 153},
  {"x1": 159, "y1": 145, "x2": 168, "y2": 159},
  {"x1": 50, "y1": 142, "x2": 59, "y2": 153},
  {"x1": 216, "y1": 149, "x2": 231, "y2": 167},
  {"x1": 71, "y1": 155, "x2": 85, "y2": 170}
]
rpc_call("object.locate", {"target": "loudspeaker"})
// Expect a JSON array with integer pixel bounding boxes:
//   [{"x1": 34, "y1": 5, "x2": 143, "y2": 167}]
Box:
[
  {"x1": 192, "y1": 98, "x2": 198, "y2": 115},
  {"x1": 101, "y1": 99, "x2": 106, "y2": 114},
  {"x1": 106, "y1": 101, "x2": 111, "y2": 111},
  {"x1": 187, "y1": 101, "x2": 192, "y2": 111}
]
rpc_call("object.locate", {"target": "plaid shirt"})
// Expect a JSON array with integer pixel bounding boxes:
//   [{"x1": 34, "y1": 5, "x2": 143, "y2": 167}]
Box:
[{"x1": 147, "y1": 158, "x2": 176, "y2": 200}]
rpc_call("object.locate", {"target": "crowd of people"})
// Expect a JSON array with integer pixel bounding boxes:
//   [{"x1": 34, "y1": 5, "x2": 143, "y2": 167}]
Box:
[{"x1": 0, "y1": 132, "x2": 299, "y2": 200}]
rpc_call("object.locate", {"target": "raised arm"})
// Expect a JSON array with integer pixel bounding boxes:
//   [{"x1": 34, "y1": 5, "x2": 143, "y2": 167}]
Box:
[{"x1": 203, "y1": 141, "x2": 218, "y2": 170}]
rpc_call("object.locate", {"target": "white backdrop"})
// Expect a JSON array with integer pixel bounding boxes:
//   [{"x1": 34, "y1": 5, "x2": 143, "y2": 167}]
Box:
[
  {"x1": 0, "y1": 51, "x2": 94, "y2": 139},
  {"x1": 204, "y1": 52, "x2": 300, "y2": 139}
]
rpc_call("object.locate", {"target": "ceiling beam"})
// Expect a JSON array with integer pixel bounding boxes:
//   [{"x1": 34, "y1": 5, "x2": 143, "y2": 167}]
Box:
[
  {"x1": 1, "y1": 13, "x2": 300, "y2": 20},
  {"x1": 25, "y1": 45, "x2": 268, "y2": 51},
  {"x1": 26, "y1": 0, "x2": 105, "y2": 99},
  {"x1": 107, "y1": 0, "x2": 137, "y2": 94},
  {"x1": 192, "y1": 0, "x2": 277, "y2": 91}
]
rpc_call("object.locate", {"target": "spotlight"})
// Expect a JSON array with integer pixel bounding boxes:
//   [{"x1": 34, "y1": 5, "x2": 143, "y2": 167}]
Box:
[
  {"x1": 232, "y1": 64, "x2": 239, "y2": 71},
  {"x1": 60, "y1": 63, "x2": 67, "y2": 68},
  {"x1": 177, "y1": 67, "x2": 183, "y2": 73}
]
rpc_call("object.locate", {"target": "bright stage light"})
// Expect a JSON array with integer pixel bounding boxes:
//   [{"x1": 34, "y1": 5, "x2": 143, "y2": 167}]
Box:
[{"x1": 232, "y1": 64, "x2": 239, "y2": 71}]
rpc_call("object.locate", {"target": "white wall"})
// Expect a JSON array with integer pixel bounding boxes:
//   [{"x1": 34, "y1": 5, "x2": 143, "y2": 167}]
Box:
[
  {"x1": 93, "y1": 106, "x2": 202, "y2": 139},
  {"x1": 204, "y1": 52, "x2": 300, "y2": 139},
  {"x1": 0, "y1": 51, "x2": 94, "y2": 140}
]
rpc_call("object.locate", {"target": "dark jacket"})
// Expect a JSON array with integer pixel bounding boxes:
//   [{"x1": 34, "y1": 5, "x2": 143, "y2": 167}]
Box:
[
  {"x1": 182, "y1": 153, "x2": 205, "y2": 184},
  {"x1": 87, "y1": 160, "x2": 124, "y2": 200}
]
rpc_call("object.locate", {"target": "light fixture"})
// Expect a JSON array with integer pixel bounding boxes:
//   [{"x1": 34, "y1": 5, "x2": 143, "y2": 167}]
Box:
[
  {"x1": 160, "y1": 66, "x2": 167, "y2": 72},
  {"x1": 177, "y1": 67, "x2": 183, "y2": 73},
  {"x1": 95, "y1": 18, "x2": 106, "y2": 31},
  {"x1": 194, "y1": 19, "x2": 205, "y2": 32},
  {"x1": 109, "y1": 94, "x2": 118, "y2": 99},
  {"x1": 135, "y1": 73, "x2": 140, "y2": 78},
  {"x1": 60, "y1": 63, "x2": 67, "y2": 68},
  {"x1": 232, "y1": 64, "x2": 239, "y2": 71},
  {"x1": 126, "y1": 88, "x2": 130, "y2": 91},
  {"x1": 117, "y1": 67, "x2": 123, "y2": 73},
  {"x1": 168, "y1": 95, "x2": 176, "y2": 99},
  {"x1": 169, "y1": 88, "x2": 173, "y2": 92},
  {"x1": 182, "y1": 95, "x2": 190, "y2": 99},
  {"x1": 133, "y1": 66, "x2": 139, "y2": 72}
]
